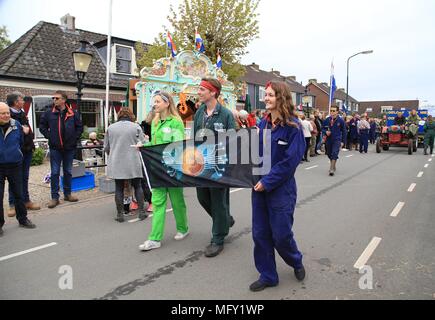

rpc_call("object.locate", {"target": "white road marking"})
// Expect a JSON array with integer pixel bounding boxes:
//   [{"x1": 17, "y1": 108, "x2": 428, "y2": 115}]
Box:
[
  {"x1": 0, "y1": 242, "x2": 57, "y2": 262},
  {"x1": 429, "y1": 158, "x2": 432, "y2": 162},
  {"x1": 407, "y1": 183, "x2": 416, "y2": 192},
  {"x1": 305, "y1": 165, "x2": 319, "y2": 170},
  {"x1": 417, "y1": 172, "x2": 424, "y2": 178},
  {"x1": 432, "y1": 154, "x2": 434, "y2": 158},
  {"x1": 230, "y1": 188, "x2": 245, "y2": 194},
  {"x1": 390, "y1": 202, "x2": 405, "y2": 217},
  {"x1": 346, "y1": 155, "x2": 354, "y2": 158},
  {"x1": 424, "y1": 164, "x2": 429, "y2": 168},
  {"x1": 354, "y1": 237, "x2": 382, "y2": 269}
]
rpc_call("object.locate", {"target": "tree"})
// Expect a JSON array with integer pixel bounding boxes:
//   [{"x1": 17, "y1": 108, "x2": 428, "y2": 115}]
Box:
[
  {"x1": 136, "y1": 0, "x2": 260, "y2": 82},
  {"x1": 0, "y1": 26, "x2": 12, "y2": 51}
]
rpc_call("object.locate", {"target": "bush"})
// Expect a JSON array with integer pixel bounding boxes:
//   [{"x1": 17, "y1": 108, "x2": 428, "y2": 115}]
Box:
[
  {"x1": 81, "y1": 126, "x2": 89, "y2": 140},
  {"x1": 31, "y1": 147, "x2": 45, "y2": 166}
]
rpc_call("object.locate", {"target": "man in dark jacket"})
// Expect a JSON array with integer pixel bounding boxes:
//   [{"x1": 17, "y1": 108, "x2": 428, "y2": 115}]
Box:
[
  {"x1": 0, "y1": 102, "x2": 36, "y2": 236},
  {"x1": 39, "y1": 91, "x2": 83, "y2": 209},
  {"x1": 193, "y1": 78, "x2": 236, "y2": 258},
  {"x1": 6, "y1": 92, "x2": 41, "y2": 218}
]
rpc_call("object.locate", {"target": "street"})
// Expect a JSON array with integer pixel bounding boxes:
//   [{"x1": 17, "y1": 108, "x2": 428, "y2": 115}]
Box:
[{"x1": 0, "y1": 146, "x2": 434, "y2": 300}]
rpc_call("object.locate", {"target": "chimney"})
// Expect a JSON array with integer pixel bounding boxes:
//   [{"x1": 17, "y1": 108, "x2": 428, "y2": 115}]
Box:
[
  {"x1": 338, "y1": 88, "x2": 345, "y2": 91},
  {"x1": 320, "y1": 82, "x2": 329, "y2": 87},
  {"x1": 287, "y1": 76, "x2": 296, "y2": 81},
  {"x1": 308, "y1": 79, "x2": 317, "y2": 84},
  {"x1": 271, "y1": 69, "x2": 280, "y2": 76},
  {"x1": 60, "y1": 14, "x2": 76, "y2": 32},
  {"x1": 250, "y1": 63, "x2": 259, "y2": 70}
]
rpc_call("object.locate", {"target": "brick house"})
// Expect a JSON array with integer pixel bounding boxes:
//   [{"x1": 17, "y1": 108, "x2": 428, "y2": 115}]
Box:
[
  {"x1": 306, "y1": 79, "x2": 359, "y2": 114},
  {"x1": 240, "y1": 63, "x2": 307, "y2": 110},
  {"x1": 359, "y1": 100, "x2": 420, "y2": 116},
  {"x1": 0, "y1": 14, "x2": 148, "y2": 137}
]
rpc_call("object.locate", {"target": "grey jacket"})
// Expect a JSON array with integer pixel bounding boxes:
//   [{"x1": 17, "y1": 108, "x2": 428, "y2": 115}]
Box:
[{"x1": 104, "y1": 119, "x2": 145, "y2": 179}]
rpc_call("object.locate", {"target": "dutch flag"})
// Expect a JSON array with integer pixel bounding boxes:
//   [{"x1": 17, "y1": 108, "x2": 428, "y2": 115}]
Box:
[
  {"x1": 167, "y1": 31, "x2": 177, "y2": 57},
  {"x1": 216, "y1": 50, "x2": 222, "y2": 69},
  {"x1": 195, "y1": 29, "x2": 205, "y2": 53}
]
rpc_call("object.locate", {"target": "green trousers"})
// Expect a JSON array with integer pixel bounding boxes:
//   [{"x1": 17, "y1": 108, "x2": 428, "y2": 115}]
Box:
[
  {"x1": 424, "y1": 133, "x2": 435, "y2": 149},
  {"x1": 196, "y1": 187, "x2": 232, "y2": 245},
  {"x1": 148, "y1": 188, "x2": 188, "y2": 241}
]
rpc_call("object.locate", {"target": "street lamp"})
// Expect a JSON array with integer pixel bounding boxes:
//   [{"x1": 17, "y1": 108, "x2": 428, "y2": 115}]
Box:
[
  {"x1": 302, "y1": 86, "x2": 315, "y2": 117},
  {"x1": 346, "y1": 50, "x2": 373, "y2": 113},
  {"x1": 72, "y1": 40, "x2": 93, "y2": 111}
]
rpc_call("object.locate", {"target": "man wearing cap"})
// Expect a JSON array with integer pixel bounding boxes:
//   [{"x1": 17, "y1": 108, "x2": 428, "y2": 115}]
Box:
[{"x1": 193, "y1": 77, "x2": 236, "y2": 257}]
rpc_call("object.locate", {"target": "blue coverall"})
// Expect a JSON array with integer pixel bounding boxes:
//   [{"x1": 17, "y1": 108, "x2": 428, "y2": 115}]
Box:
[
  {"x1": 322, "y1": 116, "x2": 346, "y2": 160},
  {"x1": 359, "y1": 128, "x2": 369, "y2": 153},
  {"x1": 252, "y1": 116, "x2": 306, "y2": 285},
  {"x1": 349, "y1": 118, "x2": 359, "y2": 146}
]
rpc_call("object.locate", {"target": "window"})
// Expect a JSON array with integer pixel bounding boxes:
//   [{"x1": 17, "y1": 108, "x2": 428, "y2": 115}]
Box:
[
  {"x1": 116, "y1": 45, "x2": 132, "y2": 74},
  {"x1": 259, "y1": 86, "x2": 266, "y2": 102},
  {"x1": 33, "y1": 96, "x2": 53, "y2": 138},
  {"x1": 72, "y1": 100, "x2": 101, "y2": 128}
]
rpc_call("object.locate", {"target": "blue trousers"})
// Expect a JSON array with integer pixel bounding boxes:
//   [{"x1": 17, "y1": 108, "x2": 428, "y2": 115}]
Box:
[
  {"x1": 252, "y1": 184, "x2": 303, "y2": 285},
  {"x1": 9, "y1": 151, "x2": 32, "y2": 206},
  {"x1": 359, "y1": 130, "x2": 369, "y2": 153},
  {"x1": 325, "y1": 139, "x2": 341, "y2": 160},
  {"x1": 50, "y1": 149, "x2": 75, "y2": 200}
]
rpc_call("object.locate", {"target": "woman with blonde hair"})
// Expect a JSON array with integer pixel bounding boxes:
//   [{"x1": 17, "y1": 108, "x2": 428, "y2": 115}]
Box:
[{"x1": 137, "y1": 91, "x2": 189, "y2": 251}]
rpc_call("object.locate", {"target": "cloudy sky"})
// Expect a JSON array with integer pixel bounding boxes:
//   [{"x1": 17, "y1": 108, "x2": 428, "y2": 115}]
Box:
[{"x1": 1, "y1": 0, "x2": 435, "y2": 107}]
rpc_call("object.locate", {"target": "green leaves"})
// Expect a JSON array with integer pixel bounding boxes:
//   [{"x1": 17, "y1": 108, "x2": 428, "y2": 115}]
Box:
[
  {"x1": 0, "y1": 25, "x2": 12, "y2": 51},
  {"x1": 136, "y1": 0, "x2": 260, "y2": 82}
]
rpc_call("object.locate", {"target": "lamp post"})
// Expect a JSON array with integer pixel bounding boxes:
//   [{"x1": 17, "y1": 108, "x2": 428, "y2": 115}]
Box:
[
  {"x1": 72, "y1": 40, "x2": 93, "y2": 112},
  {"x1": 346, "y1": 50, "x2": 373, "y2": 113},
  {"x1": 302, "y1": 86, "x2": 315, "y2": 117},
  {"x1": 72, "y1": 40, "x2": 93, "y2": 160}
]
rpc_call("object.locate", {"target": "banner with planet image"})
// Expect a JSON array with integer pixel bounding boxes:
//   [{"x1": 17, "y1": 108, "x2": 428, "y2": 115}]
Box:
[{"x1": 140, "y1": 134, "x2": 258, "y2": 188}]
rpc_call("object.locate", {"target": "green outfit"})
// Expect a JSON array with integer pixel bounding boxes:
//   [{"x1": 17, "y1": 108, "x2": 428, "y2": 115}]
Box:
[
  {"x1": 406, "y1": 114, "x2": 421, "y2": 138},
  {"x1": 147, "y1": 116, "x2": 188, "y2": 241},
  {"x1": 424, "y1": 119, "x2": 435, "y2": 154},
  {"x1": 193, "y1": 102, "x2": 236, "y2": 245}
]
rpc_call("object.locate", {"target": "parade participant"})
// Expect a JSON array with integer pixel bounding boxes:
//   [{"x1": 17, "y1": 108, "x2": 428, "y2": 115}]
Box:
[
  {"x1": 358, "y1": 115, "x2": 370, "y2": 153},
  {"x1": 423, "y1": 115, "x2": 435, "y2": 155},
  {"x1": 138, "y1": 91, "x2": 189, "y2": 251},
  {"x1": 299, "y1": 113, "x2": 313, "y2": 162},
  {"x1": 380, "y1": 114, "x2": 388, "y2": 128},
  {"x1": 369, "y1": 118, "x2": 377, "y2": 144},
  {"x1": 348, "y1": 114, "x2": 360, "y2": 150},
  {"x1": 309, "y1": 114, "x2": 318, "y2": 157},
  {"x1": 323, "y1": 106, "x2": 346, "y2": 176},
  {"x1": 39, "y1": 91, "x2": 83, "y2": 208},
  {"x1": 247, "y1": 110, "x2": 257, "y2": 127},
  {"x1": 0, "y1": 102, "x2": 36, "y2": 237},
  {"x1": 6, "y1": 92, "x2": 40, "y2": 218},
  {"x1": 249, "y1": 81, "x2": 306, "y2": 292},
  {"x1": 193, "y1": 77, "x2": 236, "y2": 258},
  {"x1": 394, "y1": 112, "x2": 406, "y2": 126},
  {"x1": 406, "y1": 109, "x2": 421, "y2": 139},
  {"x1": 105, "y1": 108, "x2": 148, "y2": 223}
]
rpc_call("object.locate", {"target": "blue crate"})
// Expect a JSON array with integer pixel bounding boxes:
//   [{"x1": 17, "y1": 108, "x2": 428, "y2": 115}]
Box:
[{"x1": 60, "y1": 171, "x2": 95, "y2": 192}]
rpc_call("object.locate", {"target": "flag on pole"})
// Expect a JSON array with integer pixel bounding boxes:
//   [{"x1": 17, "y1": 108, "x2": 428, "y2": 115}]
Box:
[
  {"x1": 329, "y1": 61, "x2": 337, "y2": 112},
  {"x1": 195, "y1": 28, "x2": 205, "y2": 53},
  {"x1": 216, "y1": 49, "x2": 222, "y2": 69},
  {"x1": 167, "y1": 31, "x2": 177, "y2": 57}
]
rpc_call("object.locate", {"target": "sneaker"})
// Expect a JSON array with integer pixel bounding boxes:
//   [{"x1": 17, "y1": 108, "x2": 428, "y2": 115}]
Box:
[
  {"x1": 19, "y1": 219, "x2": 36, "y2": 229},
  {"x1": 64, "y1": 194, "x2": 78, "y2": 202},
  {"x1": 146, "y1": 203, "x2": 153, "y2": 212},
  {"x1": 139, "y1": 240, "x2": 161, "y2": 251},
  {"x1": 47, "y1": 199, "x2": 60, "y2": 209},
  {"x1": 7, "y1": 206, "x2": 16, "y2": 217},
  {"x1": 174, "y1": 231, "x2": 189, "y2": 241},
  {"x1": 25, "y1": 202, "x2": 41, "y2": 210}
]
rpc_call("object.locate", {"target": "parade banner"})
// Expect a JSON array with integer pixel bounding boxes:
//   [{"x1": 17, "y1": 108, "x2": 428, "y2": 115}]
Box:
[{"x1": 140, "y1": 130, "x2": 265, "y2": 188}]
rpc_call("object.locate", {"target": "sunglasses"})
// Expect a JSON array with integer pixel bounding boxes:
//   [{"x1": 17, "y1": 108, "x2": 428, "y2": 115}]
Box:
[{"x1": 52, "y1": 97, "x2": 62, "y2": 100}]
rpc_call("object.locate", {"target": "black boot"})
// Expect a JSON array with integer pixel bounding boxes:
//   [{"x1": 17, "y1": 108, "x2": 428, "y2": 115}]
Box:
[{"x1": 115, "y1": 203, "x2": 125, "y2": 223}]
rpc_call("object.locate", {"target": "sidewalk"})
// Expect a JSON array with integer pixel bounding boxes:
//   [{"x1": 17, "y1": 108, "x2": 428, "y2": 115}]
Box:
[{"x1": 3, "y1": 159, "x2": 111, "y2": 223}]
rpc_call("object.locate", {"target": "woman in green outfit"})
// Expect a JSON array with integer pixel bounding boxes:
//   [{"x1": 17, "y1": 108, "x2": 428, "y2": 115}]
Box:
[
  {"x1": 424, "y1": 115, "x2": 435, "y2": 155},
  {"x1": 138, "y1": 91, "x2": 189, "y2": 251}
]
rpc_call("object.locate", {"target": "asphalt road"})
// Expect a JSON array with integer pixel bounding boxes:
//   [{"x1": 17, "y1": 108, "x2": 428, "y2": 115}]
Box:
[{"x1": 1, "y1": 145, "x2": 434, "y2": 300}]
